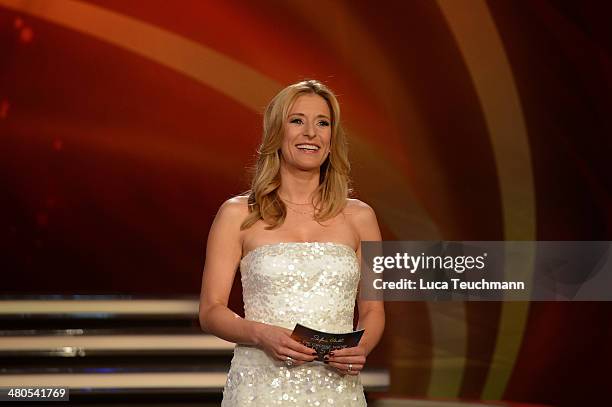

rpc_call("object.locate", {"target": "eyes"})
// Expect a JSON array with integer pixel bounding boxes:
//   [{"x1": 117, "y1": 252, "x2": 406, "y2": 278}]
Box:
[{"x1": 289, "y1": 117, "x2": 330, "y2": 127}]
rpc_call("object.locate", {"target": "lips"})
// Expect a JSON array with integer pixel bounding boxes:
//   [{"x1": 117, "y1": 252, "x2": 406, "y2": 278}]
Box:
[{"x1": 296, "y1": 143, "x2": 320, "y2": 152}]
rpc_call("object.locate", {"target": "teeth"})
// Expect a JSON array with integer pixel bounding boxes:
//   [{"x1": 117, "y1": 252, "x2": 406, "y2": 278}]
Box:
[{"x1": 296, "y1": 144, "x2": 319, "y2": 150}]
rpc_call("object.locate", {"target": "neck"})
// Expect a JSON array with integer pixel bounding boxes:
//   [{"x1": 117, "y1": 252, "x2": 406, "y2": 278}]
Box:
[{"x1": 278, "y1": 161, "x2": 320, "y2": 204}]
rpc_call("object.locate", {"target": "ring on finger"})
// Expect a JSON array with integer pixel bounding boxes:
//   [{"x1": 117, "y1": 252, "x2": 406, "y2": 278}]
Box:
[{"x1": 285, "y1": 356, "x2": 294, "y2": 367}]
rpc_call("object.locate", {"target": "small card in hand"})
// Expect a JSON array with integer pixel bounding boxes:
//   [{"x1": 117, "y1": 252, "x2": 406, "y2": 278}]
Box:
[{"x1": 290, "y1": 323, "x2": 365, "y2": 361}]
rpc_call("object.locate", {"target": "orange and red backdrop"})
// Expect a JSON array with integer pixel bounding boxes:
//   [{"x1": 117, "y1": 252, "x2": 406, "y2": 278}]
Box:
[{"x1": 1, "y1": 1, "x2": 611, "y2": 406}]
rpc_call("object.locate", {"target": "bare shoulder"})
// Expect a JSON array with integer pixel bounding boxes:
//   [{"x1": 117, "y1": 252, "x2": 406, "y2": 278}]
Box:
[
  {"x1": 206, "y1": 195, "x2": 249, "y2": 257},
  {"x1": 345, "y1": 198, "x2": 377, "y2": 220},
  {"x1": 345, "y1": 198, "x2": 381, "y2": 241},
  {"x1": 216, "y1": 195, "x2": 249, "y2": 220}
]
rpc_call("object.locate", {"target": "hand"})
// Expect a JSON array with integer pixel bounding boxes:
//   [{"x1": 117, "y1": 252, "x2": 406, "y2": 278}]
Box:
[
  {"x1": 324, "y1": 345, "x2": 367, "y2": 375},
  {"x1": 254, "y1": 323, "x2": 317, "y2": 367}
]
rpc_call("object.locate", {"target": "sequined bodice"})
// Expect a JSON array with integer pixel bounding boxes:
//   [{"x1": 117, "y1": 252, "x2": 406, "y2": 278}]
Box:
[
  {"x1": 222, "y1": 241, "x2": 366, "y2": 405},
  {"x1": 240, "y1": 242, "x2": 360, "y2": 333}
]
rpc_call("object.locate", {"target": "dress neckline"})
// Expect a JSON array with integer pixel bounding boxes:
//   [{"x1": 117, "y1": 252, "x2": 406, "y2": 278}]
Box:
[{"x1": 241, "y1": 241, "x2": 357, "y2": 263}]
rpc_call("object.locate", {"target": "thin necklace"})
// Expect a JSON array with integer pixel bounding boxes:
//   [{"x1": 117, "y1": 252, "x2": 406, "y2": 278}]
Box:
[
  {"x1": 278, "y1": 194, "x2": 312, "y2": 205},
  {"x1": 286, "y1": 205, "x2": 315, "y2": 216}
]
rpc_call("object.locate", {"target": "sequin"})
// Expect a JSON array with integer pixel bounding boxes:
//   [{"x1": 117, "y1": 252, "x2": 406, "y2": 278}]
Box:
[{"x1": 221, "y1": 242, "x2": 366, "y2": 406}]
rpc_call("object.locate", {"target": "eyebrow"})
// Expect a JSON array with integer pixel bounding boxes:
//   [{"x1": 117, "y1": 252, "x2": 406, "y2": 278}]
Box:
[{"x1": 289, "y1": 112, "x2": 331, "y2": 120}]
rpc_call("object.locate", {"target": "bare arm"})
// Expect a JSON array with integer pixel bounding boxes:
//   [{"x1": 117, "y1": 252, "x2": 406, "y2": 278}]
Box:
[
  {"x1": 326, "y1": 200, "x2": 385, "y2": 374},
  {"x1": 199, "y1": 197, "x2": 317, "y2": 364},
  {"x1": 354, "y1": 202, "x2": 385, "y2": 356},
  {"x1": 198, "y1": 197, "x2": 261, "y2": 345}
]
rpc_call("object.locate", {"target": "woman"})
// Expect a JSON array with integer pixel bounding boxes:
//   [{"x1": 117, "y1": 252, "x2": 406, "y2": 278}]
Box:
[{"x1": 199, "y1": 79, "x2": 385, "y2": 406}]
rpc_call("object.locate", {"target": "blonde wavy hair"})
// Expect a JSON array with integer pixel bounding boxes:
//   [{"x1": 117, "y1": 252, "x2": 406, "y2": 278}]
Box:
[{"x1": 240, "y1": 79, "x2": 352, "y2": 230}]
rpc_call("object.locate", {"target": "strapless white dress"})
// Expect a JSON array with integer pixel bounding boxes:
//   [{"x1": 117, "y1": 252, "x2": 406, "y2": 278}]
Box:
[{"x1": 221, "y1": 241, "x2": 367, "y2": 406}]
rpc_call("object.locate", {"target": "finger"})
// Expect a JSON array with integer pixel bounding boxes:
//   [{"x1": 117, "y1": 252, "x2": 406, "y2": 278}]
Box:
[
  {"x1": 327, "y1": 360, "x2": 364, "y2": 371},
  {"x1": 327, "y1": 355, "x2": 366, "y2": 364},
  {"x1": 282, "y1": 328, "x2": 315, "y2": 353},
  {"x1": 285, "y1": 359, "x2": 307, "y2": 367},
  {"x1": 284, "y1": 338, "x2": 317, "y2": 356},
  {"x1": 280, "y1": 347, "x2": 317, "y2": 362},
  {"x1": 274, "y1": 352, "x2": 307, "y2": 367},
  {"x1": 326, "y1": 361, "x2": 362, "y2": 375},
  {"x1": 328, "y1": 347, "x2": 364, "y2": 357}
]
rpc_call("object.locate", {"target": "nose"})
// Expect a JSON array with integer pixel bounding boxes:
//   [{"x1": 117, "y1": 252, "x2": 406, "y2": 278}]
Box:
[{"x1": 304, "y1": 121, "x2": 316, "y2": 138}]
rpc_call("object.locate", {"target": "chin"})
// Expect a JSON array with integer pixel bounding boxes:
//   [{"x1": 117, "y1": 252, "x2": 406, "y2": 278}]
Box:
[{"x1": 292, "y1": 162, "x2": 322, "y2": 172}]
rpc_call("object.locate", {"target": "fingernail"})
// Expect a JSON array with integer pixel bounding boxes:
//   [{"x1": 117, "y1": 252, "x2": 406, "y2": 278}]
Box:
[
  {"x1": 329, "y1": 351, "x2": 335, "y2": 356},
  {"x1": 323, "y1": 355, "x2": 329, "y2": 361}
]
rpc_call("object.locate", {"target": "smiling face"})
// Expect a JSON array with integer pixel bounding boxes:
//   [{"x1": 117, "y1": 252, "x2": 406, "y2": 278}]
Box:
[{"x1": 280, "y1": 93, "x2": 332, "y2": 172}]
